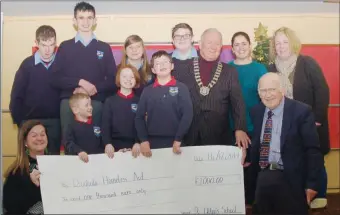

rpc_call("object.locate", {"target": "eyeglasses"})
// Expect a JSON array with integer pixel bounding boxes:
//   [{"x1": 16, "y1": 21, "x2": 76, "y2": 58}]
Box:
[
  {"x1": 258, "y1": 88, "x2": 277, "y2": 95},
  {"x1": 173, "y1": 34, "x2": 192, "y2": 41},
  {"x1": 154, "y1": 61, "x2": 171, "y2": 67}
]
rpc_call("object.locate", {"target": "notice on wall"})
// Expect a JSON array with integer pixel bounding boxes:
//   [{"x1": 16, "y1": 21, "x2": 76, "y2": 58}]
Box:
[{"x1": 37, "y1": 146, "x2": 245, "y2": 214}]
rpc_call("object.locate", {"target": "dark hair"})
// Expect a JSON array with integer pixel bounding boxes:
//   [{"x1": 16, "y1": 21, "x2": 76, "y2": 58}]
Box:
[
  {"x1": 171, "y1": 23, "x2": 193, "y2": 38},
  {"x1": 36, "y1": 25, "x2": 56, "y2": 42},
  {"x1": 150, "y1": 50, "x2": 172, "y2": 68},
  {"x1": 74, "y1": 1, "x2": 96, "y2": 18},
  {"x1": 4, "y1": 120, "x2": 45, "y2": 177},
  {"x1": 231, "y1": 31, "x2": 251, "y2": 47}
]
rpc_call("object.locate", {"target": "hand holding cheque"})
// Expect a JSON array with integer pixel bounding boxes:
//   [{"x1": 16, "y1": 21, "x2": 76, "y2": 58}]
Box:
[{"x1": 37, "y1": 146, "x2": 246, "y2": 214}]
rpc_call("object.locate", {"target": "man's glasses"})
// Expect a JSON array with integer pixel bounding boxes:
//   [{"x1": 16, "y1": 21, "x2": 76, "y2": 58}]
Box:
[{"x1": 173, "y1": 34, "x2": 192, "y2": 41}]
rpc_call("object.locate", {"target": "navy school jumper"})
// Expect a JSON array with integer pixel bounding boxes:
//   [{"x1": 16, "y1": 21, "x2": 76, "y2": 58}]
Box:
[
  {"x1": 52, "y1": 37, "x2": 117, "y2": 102},
  {"x1": 65, "y1": 117, "x2": 103, "y2": 155},
  {"x1": 9, "y1": 54, "x2": 60, "y2": 125},
  {"x1": 101, "y1": 91, "x2": 140, "y2": 150},
  {"x1": 135, "y1": 77, "x2": 193, "y2": 149}
]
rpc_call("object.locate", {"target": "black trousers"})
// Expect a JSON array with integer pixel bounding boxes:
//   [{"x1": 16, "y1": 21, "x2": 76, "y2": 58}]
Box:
[
  {"x1": 253, "y1": 169, "x2": 309, "y2": 215},
  {"x1": 111, "y1": 138, "x2": 135, "y2": 151},
  {"x1": 148, "y1": 136, "x2": 174, "y2": 149}
]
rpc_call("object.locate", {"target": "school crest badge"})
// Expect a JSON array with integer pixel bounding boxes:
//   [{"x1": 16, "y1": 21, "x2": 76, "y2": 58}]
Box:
[
  {"x1": 131, "y1": 104, "x2": 138, "y2": 113},
  {"x1": 93, "y1": 126, "x2": 101, "y2": 137},
  {"x1": 169, "y1": 87, "x2": 178, "y2": 96},
  {"x1": 97, "y1": 51, "x2": 104, "y2": 60}
]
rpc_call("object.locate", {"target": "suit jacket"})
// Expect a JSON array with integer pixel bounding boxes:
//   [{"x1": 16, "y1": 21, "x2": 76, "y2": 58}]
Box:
[
  {"x1": 250, "y1": 97, "x2": 323, "y2": 195},
  {"x1": 268, "y1": 55, "x2": 330, "y2": 154}
]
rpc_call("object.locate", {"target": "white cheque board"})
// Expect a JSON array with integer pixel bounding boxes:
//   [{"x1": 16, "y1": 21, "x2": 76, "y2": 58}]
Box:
[{"x1": 37, "y1": 146, "x2": 245, "y2": 214}]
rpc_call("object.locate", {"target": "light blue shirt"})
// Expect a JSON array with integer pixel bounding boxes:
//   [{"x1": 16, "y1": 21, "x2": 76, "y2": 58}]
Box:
[
  {"x1": 172, "y1": 47, "x2": 198, "y2": 60},
  {"x1": 261, "y1": 98, "x2": 285, "y2": 166},
  {"x1": 75, "y1": 33, "x2": 97, "y2": 47},
  {"x1": 34, "y1": 51, "x2": 55, "y2": 69},
  {"x1": 126, "y1": 59, "x2": 143, "y2": 70}
]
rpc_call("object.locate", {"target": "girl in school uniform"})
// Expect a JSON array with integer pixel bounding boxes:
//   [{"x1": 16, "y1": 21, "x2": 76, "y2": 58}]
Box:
[
  {"x1": 101, "y1": 65, "x2": 142, "y2": 158},
  {"x1": 118, "y1": 35, "x2": 154, "y2": 97},
  {"x1": 135, "y1": 51, "x2": 193, "y2": 157}
]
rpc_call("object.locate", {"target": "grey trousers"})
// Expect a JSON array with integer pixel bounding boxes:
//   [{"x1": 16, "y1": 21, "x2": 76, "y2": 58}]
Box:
[{"x1": 60, "y1": 99, "x2": 103, "y2": 151}]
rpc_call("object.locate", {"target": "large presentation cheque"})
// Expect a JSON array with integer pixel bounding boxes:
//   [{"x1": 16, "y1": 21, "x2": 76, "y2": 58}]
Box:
[{"x1": 37, "y1": 145, "x2": 245, "y2": 214}]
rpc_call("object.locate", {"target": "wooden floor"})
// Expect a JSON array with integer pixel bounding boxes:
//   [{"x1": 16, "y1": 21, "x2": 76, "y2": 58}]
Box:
[
  {"x1": 309, "y1": 194, "x2": 340, "y2": 215},
  {"x1": 246, "y1": 193, "x2": 340, "y2": 215}
]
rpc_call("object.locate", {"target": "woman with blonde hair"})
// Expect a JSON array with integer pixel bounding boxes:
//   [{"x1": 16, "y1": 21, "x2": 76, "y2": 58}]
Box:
[
  {"x1": 118, "y1": 35, "x2": 154, "y2": 96},
  {"x1": 268, "y1": 26, "x2": 330, "y2": 209},
  {"x1": 3, "y1": 120, "x2": 49, "y2": 214}
]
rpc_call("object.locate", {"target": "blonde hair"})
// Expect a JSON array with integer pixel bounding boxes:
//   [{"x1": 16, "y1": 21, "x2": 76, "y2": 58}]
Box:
[
  {"x1": 4, "y1": 120, "x2": 45, "y2": 178},
  {"x1": 69, "y1": 93, "x2": 90, "y2": 109},
  {"x1": 269, "y1": 27, "x2": 301, "y2": 61},
  {"x1": 119, "y1": 35, "x2": 151, "y2": 84}
]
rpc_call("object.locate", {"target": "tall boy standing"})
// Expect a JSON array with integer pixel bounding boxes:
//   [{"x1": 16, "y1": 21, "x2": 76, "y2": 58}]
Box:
[
  {"x1": 10, "y1": 25, "x2": 61, "y2": 154},
  {"x1": 52, "y1": 1, "x2": 117, "y2": 141}
]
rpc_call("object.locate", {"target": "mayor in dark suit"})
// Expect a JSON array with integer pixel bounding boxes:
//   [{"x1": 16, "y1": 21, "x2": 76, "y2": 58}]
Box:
[{"x1": 249, "y1": 73, "x2": 323, "y2": 215}]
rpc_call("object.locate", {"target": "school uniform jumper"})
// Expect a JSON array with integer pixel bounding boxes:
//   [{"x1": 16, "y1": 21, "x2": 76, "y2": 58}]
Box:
[
  {"x1": 65, "y1": 118, "x2": 103, "y2": 155},
  {"x1": 52, "y1": 34, "x2": 117, "y2": 140},
  {"x1": 101, "y1": 91, "x2": 140, "y2": 150},
  {"x1": 135, "y1": 77, "x2": 193, "y2": 149},
  {"x1": 9, "y1": 52, "x2": 61, "y2": 154}
]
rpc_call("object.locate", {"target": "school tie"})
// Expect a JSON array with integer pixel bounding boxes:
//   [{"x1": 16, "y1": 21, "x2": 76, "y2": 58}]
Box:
[{"x1": 259, "y1": 110, "x2": 274, "y2": 169}]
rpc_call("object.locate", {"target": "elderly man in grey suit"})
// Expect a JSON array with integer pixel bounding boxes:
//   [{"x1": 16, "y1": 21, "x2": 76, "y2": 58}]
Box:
[{"x1": 247, "y1": 73, "x2": 323, "y2": 215}]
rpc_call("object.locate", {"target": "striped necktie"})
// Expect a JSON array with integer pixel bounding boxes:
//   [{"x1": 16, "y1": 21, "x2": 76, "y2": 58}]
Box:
[{"x1": 259, "y1": 111, "x2": 274, "y2": 169}]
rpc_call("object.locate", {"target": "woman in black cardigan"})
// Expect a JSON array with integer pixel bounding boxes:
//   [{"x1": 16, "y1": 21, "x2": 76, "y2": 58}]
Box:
[
  {"x1": 267, "y1": 27, "x2": 330, "y2": 209},
  {"x1": 3, "y1": 120, "x2": 48, "y2": 214}
]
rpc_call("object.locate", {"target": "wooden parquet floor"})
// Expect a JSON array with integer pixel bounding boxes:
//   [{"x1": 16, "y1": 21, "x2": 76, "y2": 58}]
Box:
[{"x1": 245, "y1": 193, "x2": 340, "y2": 215}]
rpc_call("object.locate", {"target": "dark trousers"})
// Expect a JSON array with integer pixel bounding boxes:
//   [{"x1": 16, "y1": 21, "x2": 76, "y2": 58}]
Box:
[
  {"x1": 111, "y1": 138, "x2": 135, "y2": 151},
  {"x1": 231, "y1": 131, "x2": 254, "y2": 205},
  {"x1": 60, "y1": 98, "x2": 103, "y2": 141},
  {"x1": 148, "y1": 136, "x2": 174, "y2": 149},
  {"x1": 316, "y1": 163, "x2": 327, "y2": 199},
  {"x1": 21, "y1": 118, "x2": 61, "y2": 155},
  {"x1": 253, "y1": 170, "x2": 309, "y2": 215}
]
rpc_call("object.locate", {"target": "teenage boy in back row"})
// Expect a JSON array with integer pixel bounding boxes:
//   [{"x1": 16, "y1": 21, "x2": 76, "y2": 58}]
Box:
[
  {"x1": 52, "y1": 1, "x2": 117, "y2": 148},
  {"x1": 10, "y1": 25, "x2": 61, "y2": 155}
]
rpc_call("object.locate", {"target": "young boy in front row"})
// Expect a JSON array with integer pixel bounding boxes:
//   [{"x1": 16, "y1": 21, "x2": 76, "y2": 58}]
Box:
[
  {"x1": 135, "y1": 51, "x2": 193, "y2": 157},
  {"x1": 101, "y1": 65, "x2": 141, "y2": 159},
  {"x1": 65, "y1": 93, "x2": 103, "y2": 162}
]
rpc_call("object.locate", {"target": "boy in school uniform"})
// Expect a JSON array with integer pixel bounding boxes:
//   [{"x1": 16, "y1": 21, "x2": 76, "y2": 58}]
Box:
[
  {"x1": 135, "y1": 51, "x2": 193, "y2": 157},
  {"x1": 9, "y1": 25, "x2": 61, "y2": 155},
  {"x1": 102, "y1": 65, "x2": 141, "y2": 158},
  {"x1": 52, "y1": 1, "x2": 117, "y2": 142},
  {"x1": 65, "y1": 93, "x2": 103, "y2": 162}
]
